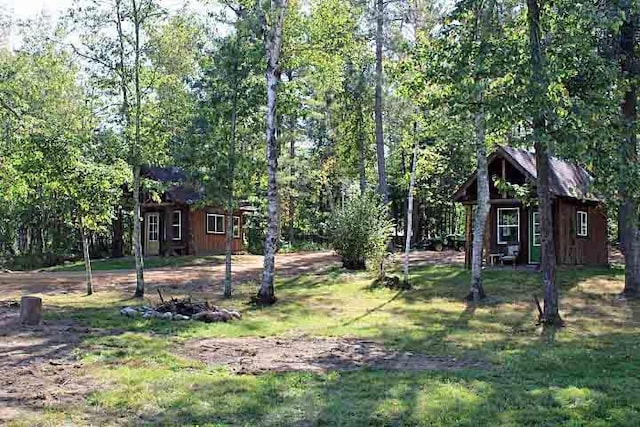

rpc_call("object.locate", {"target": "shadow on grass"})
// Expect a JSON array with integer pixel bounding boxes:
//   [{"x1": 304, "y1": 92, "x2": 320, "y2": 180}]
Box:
[{"x1": 8, "y1": 263, "x2": 640, "y2": 426}]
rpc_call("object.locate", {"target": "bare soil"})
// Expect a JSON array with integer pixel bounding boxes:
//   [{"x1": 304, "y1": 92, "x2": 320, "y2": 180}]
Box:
[
  {"x1": 184, "y1": 336, "x2": 489, "y2": 374},
  {"x1": 0, "y1": 304, "x2": 98, "y2": 423},
  {"x1": 0, "y1": 250, "x2": 463, "y2": 299},
  {"x1": 0, "y1": 250, "x2": 464, "y2": 423}
]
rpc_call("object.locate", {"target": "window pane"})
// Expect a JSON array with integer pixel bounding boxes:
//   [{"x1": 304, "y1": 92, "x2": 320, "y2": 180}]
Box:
[
  {"x1": 207, "y1": 215, "x2": 214, "y2": 233},
  {"x1": 233, "y1": 216, "x2": 240, "y2": 238},
  {"x1": 216, "y1": 216, "x2": 224, "y2": 233}
]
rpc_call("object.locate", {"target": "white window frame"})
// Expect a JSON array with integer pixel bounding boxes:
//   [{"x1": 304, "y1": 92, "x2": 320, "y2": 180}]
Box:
[
  {"x1": 532, "y1": 211, "x2": 541, "y2": 247},
  {"x1": 206, "y1": 213, "x2": 225, "y2": 234},
  {"x1": 147, "y1": 213, "x2": 159, "y2": 242},
  {"x1": 497, "y1": 207, "x2": 520, "y2": 245},
  {"x1": 172, "y1": 210, "x2": 182, "y2": 240},
  {"x1": 233, "y1": 216, "x2": 241, "y2": 238},
  {"x1": 577, "y1": 210, "x2": 588, "y2": 237}
]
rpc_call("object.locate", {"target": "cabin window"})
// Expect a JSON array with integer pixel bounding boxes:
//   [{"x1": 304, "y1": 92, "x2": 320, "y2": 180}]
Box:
[
  {"x1": 577, "y1": 210, "x2": 588, "y2": 237},
  {"x1": 497, "y1": 208, "x2": 520, "y2": 244},
  {"x1": 172, "y1": 210, "x2": 182, "y2": 240},
  {"x1": 233, "y1": 216, "x2": 241, "y2": 238},
  {"x1": 148, "y1": 214, "x2": 159, "y2": 242},
  {"x1": 206, "y1": 213, "x2": 225, "y2": 234}
]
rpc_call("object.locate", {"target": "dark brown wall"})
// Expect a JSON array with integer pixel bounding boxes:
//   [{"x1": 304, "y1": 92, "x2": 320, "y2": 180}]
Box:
[
  {"x1": 555, "y1": 199, "x2": 608, "y2": 266},
  {"x1": 190, "y1": 208, "x2": 244, "y2": 255}
]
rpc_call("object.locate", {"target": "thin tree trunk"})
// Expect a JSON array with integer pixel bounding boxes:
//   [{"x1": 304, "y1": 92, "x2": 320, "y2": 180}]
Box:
[
  {"x1": 619, "y1": 6, "x2": 640, "y2": 298},
  {"x1": 357, "y1": 101, "x2": 367, "y2": 194},
  {"x1": 403, "y1": 124, "x2": 419, "y2": 285},
  {"x1": 80, "y1": 221, "x2": 93, "y2": 296},
  {"x1": 132, "y1": 0, "x2": 145, "y2": 298},
  {"x1": 468, "y1": 96, "x2": 489, "y2": 302},
  {"x1": 257, "y1": 0, "x2": 288, "y2": 305},
  {"x1": 467, "y1": 0, "x2": 492, "y2": 303},
  {"x1": 132, "y1": 164, "x2": 145, "y2": 297},
  {"x1": 224, "y1": 84, "x2": 238, "y2": 298},
  {"x1": 288, "y1": 111, "x2": 296, "y2": 246},
  {"x1": 374, "y1": 0, "x2": 388, "y2": 206},
  {"x1": 527, "y1": 0, "x2": 562, "y2": 325}
]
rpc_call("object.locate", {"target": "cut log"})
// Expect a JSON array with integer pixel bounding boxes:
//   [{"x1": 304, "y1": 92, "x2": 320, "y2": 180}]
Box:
[{"x1": 20, "y1": 296, "x2": 42, "y2": 325}]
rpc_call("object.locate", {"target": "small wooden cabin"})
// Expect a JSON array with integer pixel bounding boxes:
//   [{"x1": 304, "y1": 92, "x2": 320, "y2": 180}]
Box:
[
  {"x1": 140, "y1": 167, "x2": 249, "y2": 256},
  {"x1": 453, "y1": 146, "x2": 608, "y2": 267}
]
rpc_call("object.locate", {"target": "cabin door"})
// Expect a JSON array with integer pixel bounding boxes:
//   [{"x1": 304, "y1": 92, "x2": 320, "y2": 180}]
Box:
[
  {"x1": 145, "y1": 212, "x2": 160, "y2": 256},
  {"x1": 529, "y1": 210, "x2": 541, "y2": 264}
]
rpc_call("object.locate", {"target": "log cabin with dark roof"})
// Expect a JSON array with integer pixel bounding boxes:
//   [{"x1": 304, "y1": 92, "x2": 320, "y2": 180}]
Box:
[
  {"x1": 454, "y1": 146, "x2": 608, "y2": 267},
  {"x1": 139, "y1": 166, "x2": 251, "y2": 256}
]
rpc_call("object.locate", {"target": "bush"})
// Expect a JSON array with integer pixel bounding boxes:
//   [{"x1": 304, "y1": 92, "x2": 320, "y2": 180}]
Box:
[{"x1": 329, "y1": 191, "x2": 394, "y2": 272}]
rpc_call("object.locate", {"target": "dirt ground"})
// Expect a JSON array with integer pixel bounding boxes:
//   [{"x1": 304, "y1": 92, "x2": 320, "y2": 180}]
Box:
[
  {"x1": 0, "y1": 250, "x2": 463, "y2": 423},
  {"x1": 184, "y1": 337, "x2": 489, "y2": 374},
  {"x1": 0, "y1": 303, "x2": 98, "y2": 424},
  {"x1": 0, "y1": 250, "x2": 464, "y2": 298}
]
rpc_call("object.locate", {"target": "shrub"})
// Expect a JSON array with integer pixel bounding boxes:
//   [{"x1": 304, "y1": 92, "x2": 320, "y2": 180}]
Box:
[{"x1": 329, "y1": 191, "x2": 394, "y2": 272}]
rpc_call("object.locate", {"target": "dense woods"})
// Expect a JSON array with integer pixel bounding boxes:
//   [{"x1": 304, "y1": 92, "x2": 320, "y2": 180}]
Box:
[{"x1": 1, "y1": 0, "x2": 639, "y2": 308}]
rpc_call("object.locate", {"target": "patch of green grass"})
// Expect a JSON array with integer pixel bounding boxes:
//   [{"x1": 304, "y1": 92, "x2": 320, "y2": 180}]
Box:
[
  {"x1": 46, "y1": 255, "x2": 226, "y2": 272},
  {"x1": 13, "y1": 264, "x2": 640, "y2": 426}
]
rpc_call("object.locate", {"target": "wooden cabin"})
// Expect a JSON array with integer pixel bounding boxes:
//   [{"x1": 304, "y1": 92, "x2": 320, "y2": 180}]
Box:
[
  {"x1": 453, "y1": 146, "x2": 608, "y2": 267},
  {"x1": 140, "y1": 166, "x2": 250, "y2": 256}
]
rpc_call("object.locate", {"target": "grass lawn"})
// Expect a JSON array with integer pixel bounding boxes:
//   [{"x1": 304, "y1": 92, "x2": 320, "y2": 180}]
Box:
[
  {"x1": 46, "y1": 255, "x2": 226, "y2": 272},
  {"x1": 9, "y1": 264, "x2": 640, "y2": 426}
]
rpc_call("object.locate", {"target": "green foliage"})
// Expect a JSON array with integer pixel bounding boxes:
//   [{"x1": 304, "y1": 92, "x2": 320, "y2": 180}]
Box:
[{"x1": 329, "y1": 191, "x2": 394, "y2": 271}]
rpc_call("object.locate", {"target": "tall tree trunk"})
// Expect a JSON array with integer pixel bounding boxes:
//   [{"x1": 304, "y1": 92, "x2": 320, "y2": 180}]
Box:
[
  {"x1": 403, "y1": 124, "x2": 419, "y2": 285},
  {"x1": 80, "y1": 220, "x2": 93, "y2": 296},
  {"x1": 132, "y1": 0, "x2": 145, "y2": 298},
  {"x1": 619, "y1": 7, "x2": 640, "y2": 297},
  {"x1": 357, "y1": 101, "x2": 367, "y2": 194},
  {"x1": 224, "y1": 87, "x2": 238, "y2": 298},
  {"x1": 468, "y1": 95, "x2": 489, "y2": 302},
  {"x1": 257, "y1": 0, "x2": 288, "y2": 305},
  {"x1": 374, "y1": 0, "x2": 388, "y2": 206},
  {"x1": 467, "y1": 0, "x2": 492, "y2": 302},
  {"x1": 288, "y1": 111, "x2": 296, "y2": 246},
  {"x1": 527, "y1": 0, "x2": 562, "y2": 325},
  {"x1": 132, "y1": 164, "x2": 145, "y2": 297}
]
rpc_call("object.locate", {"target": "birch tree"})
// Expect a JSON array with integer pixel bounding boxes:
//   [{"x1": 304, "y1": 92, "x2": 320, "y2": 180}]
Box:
[{"x1": 256, "y1": 0, "x2": 289, "y2": 304}]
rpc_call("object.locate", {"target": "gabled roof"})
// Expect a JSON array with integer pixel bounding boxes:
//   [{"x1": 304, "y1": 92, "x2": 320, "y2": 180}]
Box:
[
  {"x1": 141, "y1": 166, "x2": 204, "y2": 205},
  {"x1": 453, "y1": 146, "x2": 600, "y2": 202}
]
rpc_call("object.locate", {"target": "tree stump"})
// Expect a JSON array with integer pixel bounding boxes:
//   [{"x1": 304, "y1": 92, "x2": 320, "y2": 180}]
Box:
[{"x1": 19, "y1": 296, "x2": 42, "y2": 325}]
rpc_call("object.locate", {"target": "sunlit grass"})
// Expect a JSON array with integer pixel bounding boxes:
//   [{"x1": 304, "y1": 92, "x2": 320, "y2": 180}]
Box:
[{"x1": 9, "y1": 263, "x2": 640, "y2": 426}]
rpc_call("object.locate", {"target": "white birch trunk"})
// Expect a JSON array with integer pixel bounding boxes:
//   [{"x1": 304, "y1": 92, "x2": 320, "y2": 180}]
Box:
[
  {"x1": 257, "y1": 0, "x2": 288, "y2": 304},
  {"x1": 80, "y1": 221, "x2": 93, "y2": 296},
  {"x1": 403, "y1": 133, "x2": 419, "y2": 284}
]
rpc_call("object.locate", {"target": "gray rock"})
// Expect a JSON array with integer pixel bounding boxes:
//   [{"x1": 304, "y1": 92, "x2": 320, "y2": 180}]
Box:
[
  {"x1": 142, "y1": 310, "x2": 160, "y2": 319},
  {"x1": 120, "y1": 307, "x2": 139, "y2": 317},
  {"x1": 172, "y1": 314, "x2": 190, "y2": 321},
  {"x1": 161, "y1": 311, "x2": 174, "y2": 320},
  {"x1": 228, "y1": 310, "x2": 242, "y2": 320}
]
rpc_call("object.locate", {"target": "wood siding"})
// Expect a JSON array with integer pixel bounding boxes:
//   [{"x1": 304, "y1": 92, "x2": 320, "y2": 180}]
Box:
[
  {"x1": 190, "y1": 208, "x2": 244, "y2": 255},
  {"x1": 555, "y1": 199, "x2": 608, "y2": 266},
  {"x1": 463, "y1": 198, "x2": 608, "y2": 267}
]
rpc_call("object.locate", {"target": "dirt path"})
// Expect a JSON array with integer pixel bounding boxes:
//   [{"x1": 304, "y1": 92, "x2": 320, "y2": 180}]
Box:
[
  {"x1": 0, "y1": 250, "x2": 463, "y2": 297},
  {"x1": 184, "y1": 336, "x2": 489, "y2": 374},
  {"x1": 0, "y1": 303, "x2": 99, "y2": 424}
]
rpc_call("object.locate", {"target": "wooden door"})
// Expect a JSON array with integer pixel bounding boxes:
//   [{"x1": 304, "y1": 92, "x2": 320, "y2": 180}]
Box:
[{"x1": 145, "y1": 212, "x2": 160, "y2": 256}]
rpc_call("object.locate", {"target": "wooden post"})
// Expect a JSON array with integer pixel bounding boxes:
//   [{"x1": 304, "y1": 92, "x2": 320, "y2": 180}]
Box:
[{"x1": 20, "y1": 296, "x2": 42, "y2": 325}]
